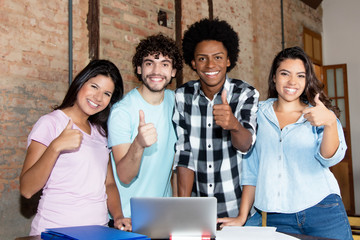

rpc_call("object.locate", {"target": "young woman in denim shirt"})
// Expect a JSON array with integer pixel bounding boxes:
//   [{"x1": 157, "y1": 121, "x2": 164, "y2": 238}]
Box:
[{"x1": 224, "y1": 47, "x2": 352, "y2": 239}]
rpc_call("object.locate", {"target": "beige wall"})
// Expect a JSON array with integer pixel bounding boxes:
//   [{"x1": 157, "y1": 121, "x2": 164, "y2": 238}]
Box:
[
  {"x1": 0, "y1": 0, "x2": 322, "y2": 239},
  {"x1": 322, "y1": 0, "x2": 360, "y2": 215}
]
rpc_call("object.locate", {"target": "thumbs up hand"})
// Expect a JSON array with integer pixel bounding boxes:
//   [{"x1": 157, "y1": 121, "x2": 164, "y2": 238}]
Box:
[
  {"x1": 53, "y1": 119, "x2": 83, "y2": 152},
  {"x1": 136, "y1": 110, "x2": 157, "y2": 148},
  {"x1": 302, "y1": 93, "x2": 337, "y2": 127},
  {"x1": 213, "y1": 90, "x2": 239, "y2": 131}
]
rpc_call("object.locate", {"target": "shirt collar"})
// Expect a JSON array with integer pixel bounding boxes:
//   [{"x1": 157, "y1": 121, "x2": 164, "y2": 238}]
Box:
[{"x1": 194, "y1": 74, "x2": 231, "y2": 100}]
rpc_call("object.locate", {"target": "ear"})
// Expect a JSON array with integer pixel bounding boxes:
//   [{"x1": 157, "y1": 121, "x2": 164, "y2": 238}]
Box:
[
  {"x1": 226, "y1": 57, "x2": 231, "y2": 67},
  {"x1": 273, "y1": 75, "x2": 276, "y2": 83},
  {"x1": 171, "y1": 69, "x2": 177, "y2": 78},
  {"x1": 191, "y1": 60, "x2": 197, "y2": 70},
  {"x1": 137, "y1": 66, "x2": 142, "y2": 75}
]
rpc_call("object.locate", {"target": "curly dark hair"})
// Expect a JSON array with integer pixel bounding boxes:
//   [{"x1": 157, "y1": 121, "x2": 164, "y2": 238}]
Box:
[
  {"x1": 268, "y1": 46, "x2": 340, "y2": 117},
  {"x1": 182, "y1": 18, "x2": 239, "y2": 72},
  {"x1": 132, "y1": 33, "x2": 183, "y2": 81},
  {"x1": 55, "y1": 59, "x2": 124, "y2": 136}
]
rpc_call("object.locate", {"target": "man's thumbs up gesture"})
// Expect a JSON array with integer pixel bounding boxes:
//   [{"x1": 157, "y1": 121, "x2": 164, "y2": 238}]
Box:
[
  {"x1": 213, "y1": 90, "x2": 239, "y2": 131},
  {"x1": 136, "y1": 110, "x2": 157, "y2": 148},
  {"x1": 303, "y1": 93, "x2": 337, "y2": 127}
]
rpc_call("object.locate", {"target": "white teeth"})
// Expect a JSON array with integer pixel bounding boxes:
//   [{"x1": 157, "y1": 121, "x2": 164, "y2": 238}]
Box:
[
  {"x1": 205, "y1": 71, "x2": 219, "y2": 76},
  {"x1": 88, "y1": 100, "x2": 98, "y2": 107},
  {"x1": 284, "y1": 88, "x2": 296, "y2": 93}
]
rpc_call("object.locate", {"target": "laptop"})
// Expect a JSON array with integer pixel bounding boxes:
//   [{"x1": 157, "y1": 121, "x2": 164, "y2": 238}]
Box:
[{"x1": 130, "y1": 197, "x2": 217, "y2": 239}]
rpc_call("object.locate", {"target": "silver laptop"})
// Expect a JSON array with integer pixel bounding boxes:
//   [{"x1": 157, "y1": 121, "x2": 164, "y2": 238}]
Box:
[{"x1": 130, "y1": 197, "x2": 217, "y2": 239}]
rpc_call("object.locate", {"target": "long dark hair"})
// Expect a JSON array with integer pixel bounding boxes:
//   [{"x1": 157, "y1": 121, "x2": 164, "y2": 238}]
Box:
[
  {"x1": 267, "y1": 46, "x2": 339, "y2": 117},
  {"x1": 55, "y1": 59, "x2": 124, "y2": 136}
]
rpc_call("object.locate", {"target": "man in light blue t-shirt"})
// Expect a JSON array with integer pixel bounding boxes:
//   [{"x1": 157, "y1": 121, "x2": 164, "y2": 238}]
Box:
[{"x1": 107, "y1": 33, "x2": 183, "y2": 218}]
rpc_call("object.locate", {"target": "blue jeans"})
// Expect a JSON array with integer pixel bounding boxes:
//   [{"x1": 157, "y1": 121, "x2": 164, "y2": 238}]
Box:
[
  {"x1": 244, "y1": 211, "x2": 262, "y2": 226},
  {"x1": 266, "y1": 194, "x2": 353, "y2": 240}
]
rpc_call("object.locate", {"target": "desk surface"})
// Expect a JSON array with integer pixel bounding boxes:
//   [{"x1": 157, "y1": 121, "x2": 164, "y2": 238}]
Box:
[{"x1": 14, "y1": 232, "x2": 336, "y2": 240}]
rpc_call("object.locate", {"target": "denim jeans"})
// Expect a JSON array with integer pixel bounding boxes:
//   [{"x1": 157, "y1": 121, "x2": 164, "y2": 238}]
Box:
[
  {"x1": 266, "y1": 194, "x2": 353, "y2": 240},
  {"x1": 244, "y1": 211, "x2": 262, "y2": 226}
]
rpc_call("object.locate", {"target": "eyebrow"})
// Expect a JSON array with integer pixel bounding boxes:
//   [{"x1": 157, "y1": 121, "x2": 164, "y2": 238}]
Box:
[
  {"x1": 196, "y1": 52, "x2": 226, "y2": 56},
  {"x1": 143, "y1": 59, "x2": 172, "y2": 63},
  {"x1": 279, "y1": 69, "x2": 306, "y2": 74}
]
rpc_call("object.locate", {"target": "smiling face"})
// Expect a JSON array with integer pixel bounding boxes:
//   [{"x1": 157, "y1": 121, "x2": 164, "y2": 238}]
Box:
[
  {"x1": 137, "y1": 53, "x2": 177, "y2": 93},
  {"x1": 274, "y1": 58, "x2": 306, "y2": 104},
  {"x1": 191, "y1": 40, "x2": 230, "y2": 99},
  {"x1": 75, "y1": 74, "x2": 114, "y2": 117}
]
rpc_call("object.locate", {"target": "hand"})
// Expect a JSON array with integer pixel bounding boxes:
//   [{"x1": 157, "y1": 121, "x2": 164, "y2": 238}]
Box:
[
  {"x1": 217, "y1": 216, "x2": 246, "y2": 229},
  {"x1": 302, "y1": 93, "x2": 337, "y2": 127},
  {"x1": 213, "y1": 90, "x2": 240, "y2": 131},
  {"x1": 135, "y1": 110, "x2": 157, "y2": 148},
  {"x1": 114, "y1": 217, "x2": 132, "y2": 231},
  {"x1": 52, "y1": 119, "x2": 82, "y2": 152}
]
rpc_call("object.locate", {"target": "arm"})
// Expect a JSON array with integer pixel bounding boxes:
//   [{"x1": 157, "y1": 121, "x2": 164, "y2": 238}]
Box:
[
  {"x1": 176, "y1": 167, "x2": 194, "y2": 197},
  {"x1": 105, "y1": 160, "x2": 131, "y2": 231},
  {"x1": 303, "y1": 94, "x2": 339, "y2": 158},
  {"x1": 171, "y1": 170, "x2": 178, "y2": 197},
  {"x1": 217, "y1": 185, "x2": 255, "y2": 228},
  {"x1": 112, "y1": 110, "x2": 157, "y2": 184},
  {"x1": 20, "y1": 119, "x2": 82, "y2": 199}
]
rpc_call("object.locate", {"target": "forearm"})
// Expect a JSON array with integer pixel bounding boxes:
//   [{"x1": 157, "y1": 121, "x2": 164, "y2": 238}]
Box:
[
  {"x1": 320, "y1": 121, "x2": 340, "y2": 158},
  {"x1": 177, "y1": 167, "x2": 194, "y2": 197},
  {"x1": 20, "y1": 143, "x2": 60, "y2": 198},
  {"x1": 106, "y1": 182, "x2": 124, "y2": 220},
  {"x1": 115, "y1": 139, "x2": 145, "y2": 184},
  {"x1": 230, "y1": 124, "x2": 252, "y2": 152},
  {"x1": 238, "y1": 185, "x2": 256, "y2": 222}
]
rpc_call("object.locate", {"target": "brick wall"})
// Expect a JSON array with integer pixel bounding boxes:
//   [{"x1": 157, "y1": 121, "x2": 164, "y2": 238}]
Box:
[{"x1": 0, "y1": 0, "x2": 322, "y2": 239}]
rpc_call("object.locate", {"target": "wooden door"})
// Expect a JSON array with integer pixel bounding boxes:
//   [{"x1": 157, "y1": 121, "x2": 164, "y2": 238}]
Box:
[{"x1": 322, "y1": 64, "x2": 355, "y2": 214}]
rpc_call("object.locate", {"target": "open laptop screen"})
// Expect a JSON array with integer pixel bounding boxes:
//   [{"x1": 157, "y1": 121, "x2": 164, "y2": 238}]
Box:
[{"x1": 131, "y1": 197, "x2": 217, "y2": 239}]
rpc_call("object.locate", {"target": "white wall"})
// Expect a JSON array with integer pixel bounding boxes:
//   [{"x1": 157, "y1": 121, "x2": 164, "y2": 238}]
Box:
[{"x1": 322, "y1": 0, "x2": 360, "y2": 214}]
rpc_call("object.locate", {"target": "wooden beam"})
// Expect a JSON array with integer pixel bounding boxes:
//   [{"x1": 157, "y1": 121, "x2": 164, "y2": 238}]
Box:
[{"x1": 87, "y1": 0, "x2": 99, "y2": 60}]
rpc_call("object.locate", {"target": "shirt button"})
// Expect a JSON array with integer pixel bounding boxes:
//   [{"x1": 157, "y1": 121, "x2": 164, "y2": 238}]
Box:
[
  {"x1": 279, "y1": 139, "x2": 282, "y2": 142},
  {"x1": 208, "y1": 123, "x2": 211, "y2": 127},
  {"x1": 209, "y1": 164, "x2": 212, "y2": 168},
  {"x1": 278, "y1": 174, "x2": 281, "y2": 178},
  {"x1": 208, "y1": 144, "x2": 211, "y2": 148},
  {"x1": 209, "y1": 184, "x2": 213, "y2": 187}
]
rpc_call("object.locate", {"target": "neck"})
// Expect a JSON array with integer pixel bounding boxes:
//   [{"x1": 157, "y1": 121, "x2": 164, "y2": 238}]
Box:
[
  {"x1": 273, "y1": 98, "x2": 306, "y2": 113},
  {"x1": 138, "y1": 85, "x2": 165, "y2": 105},
  {"x1": 200, "y1": 80, "x2": 225, "y2": 101}
]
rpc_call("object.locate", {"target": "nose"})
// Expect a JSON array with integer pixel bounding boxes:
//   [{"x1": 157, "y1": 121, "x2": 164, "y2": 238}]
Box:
[
  {"x1": 153, "y1": 63, "x2": 161, "y2": 74},
  {"x1": 94, "y1": 91, "x2": 103, "y2": 102},
  {"x1": 206, "y1": 57, "x2": 216, "y2": 68},
  {"x1": 288, "y1": 75, "x2": 297, "y2": 85}
]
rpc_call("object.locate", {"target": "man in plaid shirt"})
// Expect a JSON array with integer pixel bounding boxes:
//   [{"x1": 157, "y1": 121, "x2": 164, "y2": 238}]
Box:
[{"x1": 173, "y1": 18, "x2": 259, "y2": 226}]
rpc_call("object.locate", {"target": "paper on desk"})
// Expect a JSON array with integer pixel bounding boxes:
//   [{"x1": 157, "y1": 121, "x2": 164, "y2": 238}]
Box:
[{"x1": 216, "y1": 226, "x2": 300, "y2": 240}]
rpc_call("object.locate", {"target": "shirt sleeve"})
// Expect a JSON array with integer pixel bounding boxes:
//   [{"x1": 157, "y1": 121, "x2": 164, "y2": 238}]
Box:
[
  {"x1": 27, "y1": 114, "x2": 59, "y2": 148},
  {"x1": 241, "y1": 146, "x2": 259, "y2": 186},
  {"x1": 107, "y1": 104, "x2": 133, "y2": 148},
  {"x1": 315, "y1": 118, "x2": 347, "y2": 167},
  {"x1": 172, "y1": 89, "x2": 195, "y2": 171},
  {"x1": 234, "y1": 86, "x2": 259, "y2": 154}
]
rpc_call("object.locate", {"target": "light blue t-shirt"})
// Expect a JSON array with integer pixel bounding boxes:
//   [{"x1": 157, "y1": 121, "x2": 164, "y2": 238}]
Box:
[
  {"x1": 242, "y1": 98, "x2": 347, "y2": 213},
  {"x1": 107, "y1": 88, "x2": 176, "y2": 217}
]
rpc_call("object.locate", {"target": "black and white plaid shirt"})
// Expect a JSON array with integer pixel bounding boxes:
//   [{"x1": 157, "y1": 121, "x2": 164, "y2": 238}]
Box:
[{"x1": 173, "y1": 76, "x2": 259, "y2": 217}]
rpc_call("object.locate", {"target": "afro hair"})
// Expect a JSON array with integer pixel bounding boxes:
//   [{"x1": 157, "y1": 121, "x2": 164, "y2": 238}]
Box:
[{"x1": 182, "y1": 18, "x2": 240, "y2": 72}]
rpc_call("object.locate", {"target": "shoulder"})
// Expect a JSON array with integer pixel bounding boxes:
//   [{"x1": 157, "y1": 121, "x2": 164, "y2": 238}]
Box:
[
  {"x1": 229, "y1": 78, "x2": 257, "y2": 92},
  {"x1": 175, "y1": 80, "x2": 199, "y2": 94},
  {"x1": 36, "y1": 110, "x2": 68, "y2": 127}
]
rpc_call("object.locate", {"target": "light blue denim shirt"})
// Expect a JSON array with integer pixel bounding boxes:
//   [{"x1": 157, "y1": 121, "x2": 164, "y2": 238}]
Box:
[{"x1": 242, "y1": 98, "x2": 347, "y2": 213}]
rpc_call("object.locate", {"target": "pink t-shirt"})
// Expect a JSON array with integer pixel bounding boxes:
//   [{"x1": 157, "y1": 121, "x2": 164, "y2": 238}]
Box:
[{"x1": 27, "y1": 110, "x2": 110, "y2": 236}]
